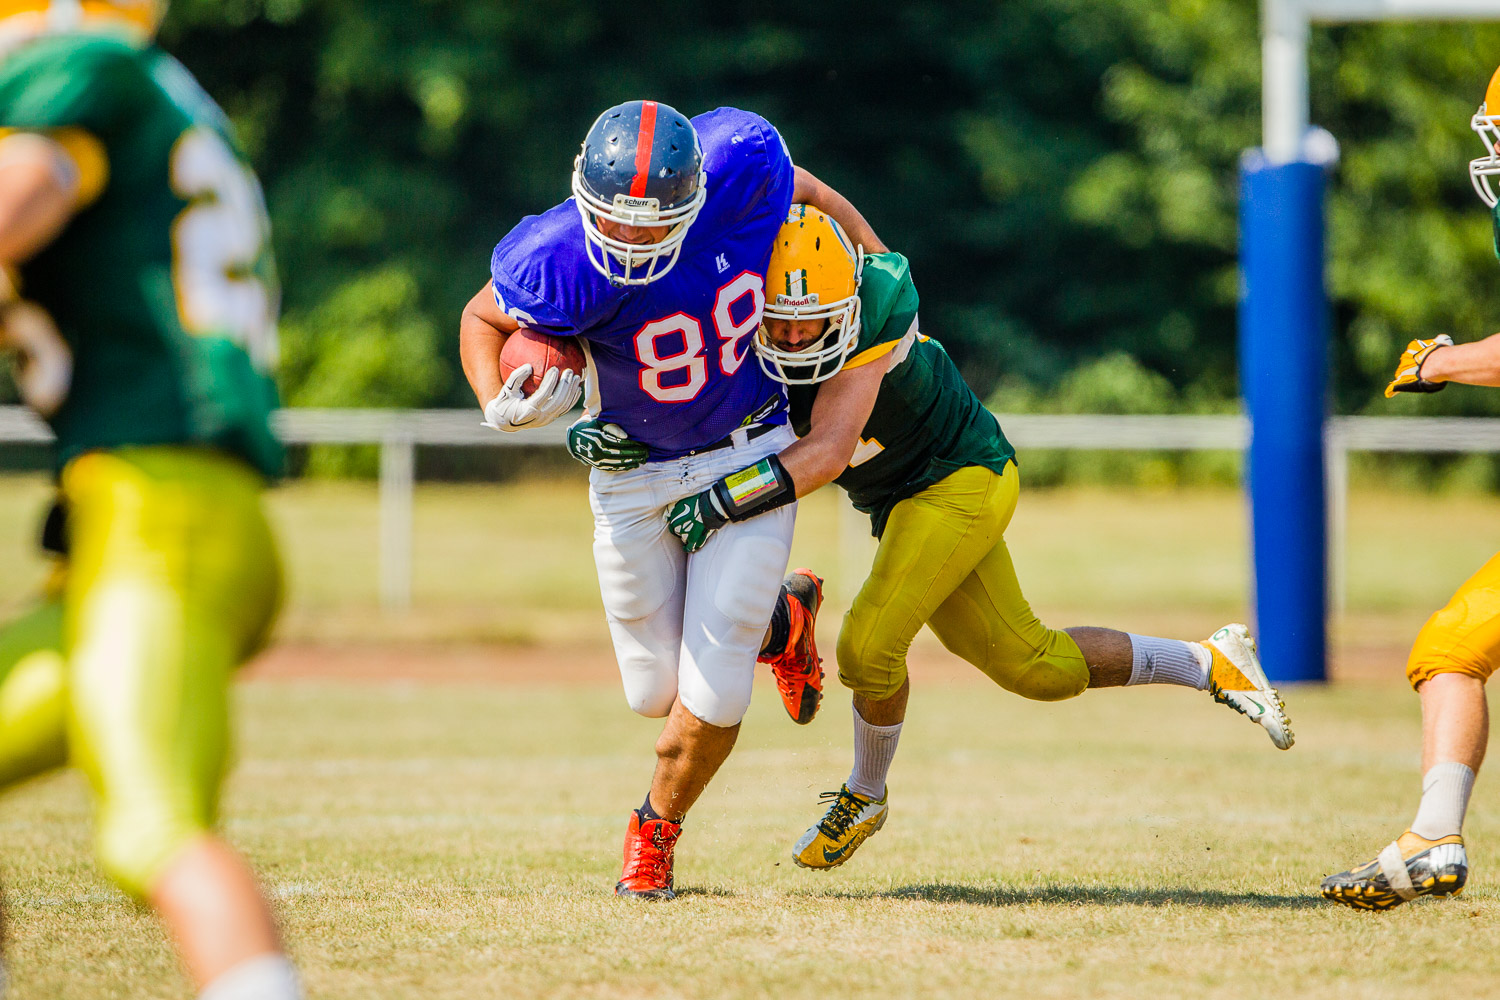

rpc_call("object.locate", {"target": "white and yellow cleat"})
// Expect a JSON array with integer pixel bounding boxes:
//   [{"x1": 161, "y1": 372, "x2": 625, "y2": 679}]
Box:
[
  {"x1": 1204, "y1": 623, "x2": 1294, "y2": 750},
  {"x1": 792, "y1": 784, "x2": 889, "y2": 870},
  {"x1": 1322, "y1": 832, "x2": 1468, "y2": 911}
]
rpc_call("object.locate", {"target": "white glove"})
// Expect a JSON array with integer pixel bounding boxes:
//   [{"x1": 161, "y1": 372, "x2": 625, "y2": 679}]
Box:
[
  {"x1": 482, "y1": 363, "x2": 582, "y2": 432},
  {"x1": 2, "y1": 301, "x2": 72, "y2": 417}
]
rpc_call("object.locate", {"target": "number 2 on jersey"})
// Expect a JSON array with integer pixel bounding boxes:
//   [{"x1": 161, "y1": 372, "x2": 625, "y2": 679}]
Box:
[
  {"x1": 169, "y1": 126, "x2": 278, "y2": 371},
  {"x1": 634, "y1": 272, "x2": 765, "y2": 403}
]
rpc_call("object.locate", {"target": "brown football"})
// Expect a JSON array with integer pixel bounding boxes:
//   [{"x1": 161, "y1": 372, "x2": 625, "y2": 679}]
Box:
[{"x1": 499, "y1": 328, "x2": 587, "y2": 394}]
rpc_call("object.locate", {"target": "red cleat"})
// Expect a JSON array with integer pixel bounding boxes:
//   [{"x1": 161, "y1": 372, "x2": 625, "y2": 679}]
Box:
[
  {"x1": 615, "y1": 810, "x2": 681, "y2": 900},
  {"x1": 759, "y1": 568, "x2": 825, "y2": 725}
]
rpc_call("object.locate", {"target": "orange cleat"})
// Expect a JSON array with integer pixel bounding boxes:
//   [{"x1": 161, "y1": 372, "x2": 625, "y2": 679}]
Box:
[
  {"x1": 615, "y1": 810, "x2": 681, "y2": 900},
  {"x1": 759, "y1": 568, "x2": 825, "y2": 725}
]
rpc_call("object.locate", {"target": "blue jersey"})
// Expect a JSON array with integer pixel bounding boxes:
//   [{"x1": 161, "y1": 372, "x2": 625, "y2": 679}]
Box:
[{"x1": 489, "y1": 107, "x2": 796, "y2": 459}]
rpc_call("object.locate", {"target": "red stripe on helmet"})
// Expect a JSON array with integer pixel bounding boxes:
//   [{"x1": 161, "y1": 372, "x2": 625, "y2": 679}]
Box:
[{"x1": 629, "y1": 101, "x2": 658, "y2": 198}]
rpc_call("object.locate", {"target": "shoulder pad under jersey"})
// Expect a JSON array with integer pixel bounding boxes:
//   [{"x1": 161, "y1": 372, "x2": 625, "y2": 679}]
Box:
[
  {"x1": 688, "y1": 107, "x2": 796, "y2": 242},
  {"x1": 0, "y1": 36, "x2": 147, "y2": 132},
  {"x1": 853, "y1": 252, "x2": 919, "y2": 358},
  {"x1": 489, "y1": 201, "x2": 622, "y2": 335}
]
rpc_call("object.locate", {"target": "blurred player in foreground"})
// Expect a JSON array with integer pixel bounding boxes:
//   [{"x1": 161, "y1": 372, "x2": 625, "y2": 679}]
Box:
[
  {"x1": 0, "y1": 3, "x2": 300, "y2": 996},
  {"x1": 1322, "y1": 66, "x2": 1500, "y2": 911},
  {"x1": 460, "y1": 100, "x2": 881, "y2": 899},
  {"x1": 667, "y1": 206, "x2": 1293, "y2": 870}
]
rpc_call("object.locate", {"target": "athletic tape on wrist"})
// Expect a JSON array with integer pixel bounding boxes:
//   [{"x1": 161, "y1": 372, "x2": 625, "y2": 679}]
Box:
[{"x1": 709, "y1": 455, "x2": 796, "y2": 523}]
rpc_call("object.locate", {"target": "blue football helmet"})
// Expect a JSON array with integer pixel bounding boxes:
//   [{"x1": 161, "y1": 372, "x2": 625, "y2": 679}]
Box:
[{"x1": 570, "y1": 100, "x2": 707, "y2": 286}]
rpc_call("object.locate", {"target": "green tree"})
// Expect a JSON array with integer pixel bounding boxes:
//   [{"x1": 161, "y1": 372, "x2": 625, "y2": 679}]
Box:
[{"x1": 139, "y1": 2, "x2": 1500, "y2": 425}]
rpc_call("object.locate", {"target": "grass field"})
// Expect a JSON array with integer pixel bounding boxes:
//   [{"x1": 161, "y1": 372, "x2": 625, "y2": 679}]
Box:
[
  {"x1": 3, "y1": 677, "x2": 1495, "y2": 999},
  {"x1": 4, "y1": 474, "x2": 1500, "y2": 997}
]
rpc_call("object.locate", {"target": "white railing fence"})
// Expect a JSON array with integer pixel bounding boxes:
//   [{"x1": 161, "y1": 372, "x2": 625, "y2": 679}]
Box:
[{"x1": 2, "y1": 406, "x2": 1494, "y2": 611}]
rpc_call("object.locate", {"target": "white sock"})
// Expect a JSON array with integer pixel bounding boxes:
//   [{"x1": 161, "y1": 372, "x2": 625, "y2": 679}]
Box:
[
  {"x1": 1125, "y1": 634, "x2": 1210, "y2": 689},
  {"x1": 199, "y1": 954, "x2": 302, "y2": 1000},
  {"x1": 847, "y1": 704, "x2": 902, "y2": 799},
  {"x1": 1409, "y1": 761, "x2": 1476, "y2": 841}
]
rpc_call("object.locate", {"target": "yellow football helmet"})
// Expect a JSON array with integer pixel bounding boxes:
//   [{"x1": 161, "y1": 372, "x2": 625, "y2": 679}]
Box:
[
  {"x1": 0, "y1": 0, "x2": 164, "y2": 48},
  {"x1": 756, "y1": 204, "x2": 863, "y2": 385},
  {"x1": 1470, "y1": 64, "x2": 1500, "y2": 206}
]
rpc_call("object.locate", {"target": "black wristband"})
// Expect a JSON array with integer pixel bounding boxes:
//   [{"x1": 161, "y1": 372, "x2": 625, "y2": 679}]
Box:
[{"x1": 707, "y1": 454, "x2": 797, "y2": 523}]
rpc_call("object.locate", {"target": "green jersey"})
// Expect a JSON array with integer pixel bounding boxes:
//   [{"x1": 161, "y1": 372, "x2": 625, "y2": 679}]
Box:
[
  {"x1": 788, "y1": 252, "x2": 1015, "y2": 537},
  {"x1": 0, "y1": 34, "x2": 281, "y2": 478}
]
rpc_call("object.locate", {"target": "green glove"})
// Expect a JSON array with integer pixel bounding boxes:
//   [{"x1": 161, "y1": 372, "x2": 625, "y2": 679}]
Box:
[
  {"x1": 665, "y1": 455, "x2": 798, "y2": 553},
  {"x1": 666, "y1": 490, "x2": 729, "y2": 553},
  {"x1": 566, "y1": 417, "x2": 649, "y2": 471}
]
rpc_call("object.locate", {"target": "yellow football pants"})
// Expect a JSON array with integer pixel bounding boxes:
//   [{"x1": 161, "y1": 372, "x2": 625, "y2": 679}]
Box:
[
  {"x1": 0, "y1": 446, "x2": 281, "y2": 897},
  {"x1": 1407, "y1": 550, "x2": 1500, "y2": 689},
  {"x1": 837, "y1": 463, "x2": 1090, "y2": 703}
]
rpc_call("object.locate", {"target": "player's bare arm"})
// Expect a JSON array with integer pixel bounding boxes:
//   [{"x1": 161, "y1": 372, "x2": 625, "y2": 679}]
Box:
[
  {"x1": 0, "y1": 135, "x2": 85, "y2": 416},
  {"x1": 458, "y1": 281, "x2": 520, "y2": 407},
  {"x1": 459, "y1": 280, "x2": 580, "y2": 432},
  {"x1": 665, "y1": 205, "x2": 880, "y2": 553},
  {"x1": 1405, "y1": 331, "x2": 1500, "y2": 388},
  {"x1": 666, "y1": 346, "x2": 887, "y2": 553},
  {"x1": 0, "y1": 133, "x2": 81, "y2": 264},
  {"x1": 792, "y1": 166, "x2": 887, "y2": 253},
  {"x1": 776, "y1": 349, "x2": 891, "y2": 494}
]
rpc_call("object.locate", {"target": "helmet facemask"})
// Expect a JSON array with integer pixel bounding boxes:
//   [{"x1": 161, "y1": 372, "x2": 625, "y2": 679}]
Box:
[
  {"x1": 570, "y1": 165, "x2": 707, "y2": 286},
  {"x1": 1472, "y1": 103, "x2": 1500, "y2": 208},
  {"x1": 1471, "y1": 68, "x2": 1500, "y2": 208}
]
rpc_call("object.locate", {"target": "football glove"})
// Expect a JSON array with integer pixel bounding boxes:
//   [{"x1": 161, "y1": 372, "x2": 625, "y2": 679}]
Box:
[
  {"x1": 566, "y1": 417, "x2": 649, "y2": 471},
  {"x1": 482, "y1": 363, "x2": 581, "y2": 431},
  {"x1": 667, "y1": 489, "x2": 729, "y2": 553},
  {"x1": 665, "y1": 456, "x2": 797, "y2": 553},
  {"x1": 1, "y1": 300, "x2": 72, "y2": 417},
  {"x1": 1385, "y1": 335, "x2": 1453, "y2": 398}
]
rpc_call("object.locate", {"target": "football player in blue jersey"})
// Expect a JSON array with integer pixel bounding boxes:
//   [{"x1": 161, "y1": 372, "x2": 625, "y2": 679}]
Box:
[{"x1": 459, "y1": 100, "x2": 883, "y2": 899}]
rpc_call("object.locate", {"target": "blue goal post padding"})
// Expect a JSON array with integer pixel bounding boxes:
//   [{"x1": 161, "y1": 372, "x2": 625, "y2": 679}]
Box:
[{"x1": 1238, "y1": 156, "x2": 1329, "y2": 684}]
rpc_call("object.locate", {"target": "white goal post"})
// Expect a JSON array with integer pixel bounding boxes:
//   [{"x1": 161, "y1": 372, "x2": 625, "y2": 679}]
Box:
[
  {"x1": 1263, "y1": 0, "x2": 1500, "y2": 164},
  {"x1": 1247, "y1": 0, "x2": 1500, "y2": 681}
]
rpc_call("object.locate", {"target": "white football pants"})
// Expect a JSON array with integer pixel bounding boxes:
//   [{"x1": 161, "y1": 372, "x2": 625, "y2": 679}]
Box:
[{"x1": 589, "y1": 424, "x2": 797, "y2": 728}]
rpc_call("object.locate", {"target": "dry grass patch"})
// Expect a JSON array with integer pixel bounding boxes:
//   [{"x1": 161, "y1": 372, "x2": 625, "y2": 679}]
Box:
[{"x1": 1, "y1": 675, "x2": 1495, "y2": 998}]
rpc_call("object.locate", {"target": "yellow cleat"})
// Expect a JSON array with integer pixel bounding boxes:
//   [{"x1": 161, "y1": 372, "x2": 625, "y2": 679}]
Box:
[
  {"x1": 1205, "y1": 624, "x2": 1294, "y2": 750},
  {"x1": 1322, "y1": 832, "x2": 1468, "y2": 911},
  {"x1": 792, "y1": 784, "x2": 888, "y2": 870}
]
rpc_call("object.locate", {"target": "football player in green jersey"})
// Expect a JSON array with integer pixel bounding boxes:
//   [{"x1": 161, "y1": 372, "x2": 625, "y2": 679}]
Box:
[
  {"x1": 666, "y1": 206, "x2": 1295, "y2": 870},
  {"x1": 0, "y1": 2, "x2": 300, "y2": 996}
]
